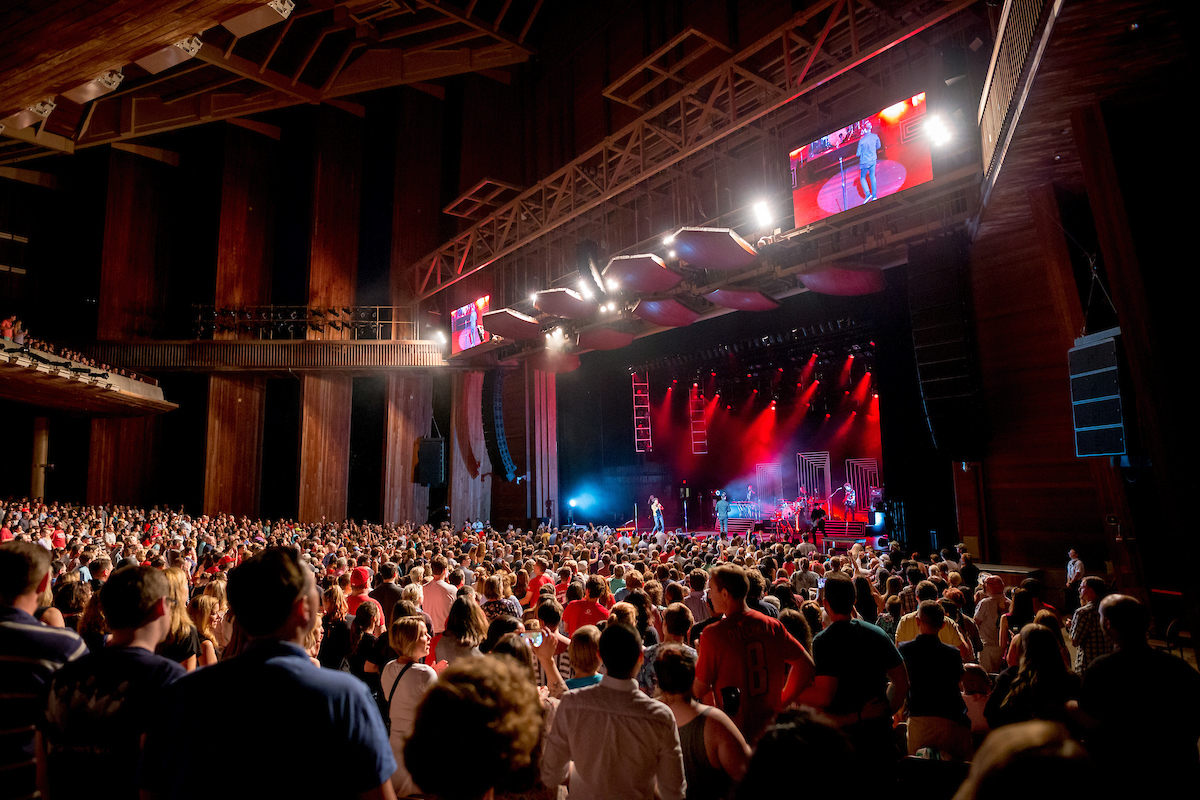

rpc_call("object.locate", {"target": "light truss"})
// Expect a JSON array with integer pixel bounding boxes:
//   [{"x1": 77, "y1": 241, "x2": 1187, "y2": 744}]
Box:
[{"x1": 412, "y1": 0, "x2": 978, "y2": 301}]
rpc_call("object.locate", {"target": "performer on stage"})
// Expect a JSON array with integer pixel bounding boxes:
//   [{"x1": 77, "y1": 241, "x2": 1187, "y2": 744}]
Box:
[
  {"x1": 715, "y1": 492, "x2": 730, "y2": 536},
  {"x1": 650, "y1": 495, "x2": 665, "y2": 535},
  {"x1": 841, "y1": 482, "x2": 856, "y2": 521},
  {"x1": 857, "y1": 120, "x2": 882, "y2": 202}
]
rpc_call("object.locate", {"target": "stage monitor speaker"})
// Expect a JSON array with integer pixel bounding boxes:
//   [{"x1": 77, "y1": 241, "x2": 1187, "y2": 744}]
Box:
[
  {"x1": 1068, "y1": 327, "x2": 1126, "y2": 457},
  {"x1": 417, "y1": 437, "x2": 445, "y2": 486},
  {"x1": 907, "y1": 232, "x2": 987, "y2": 460}
]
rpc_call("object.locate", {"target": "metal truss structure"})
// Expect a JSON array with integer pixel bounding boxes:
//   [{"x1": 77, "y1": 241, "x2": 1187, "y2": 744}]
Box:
[
  {"x1": 0, "y1": 0, "x2": 542, "y2": 164},
  {"x1": 411, "y1": 0, "x2": 979, "y2": 301}
]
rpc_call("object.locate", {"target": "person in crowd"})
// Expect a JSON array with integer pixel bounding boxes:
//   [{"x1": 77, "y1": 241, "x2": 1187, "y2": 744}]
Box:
[
  {"x1": 39, "y1": 566, "x2": 185, "y2": 799},
  {"x1": 639, "y1": 602, "x2": 696, "y2": 696},
  {"x1": 404, "y1": 656, "x2": 544, "y2": 800},
  {"x1": 950, "y1": 721, "x2": 1098, "y2": 800},
  {"x1": 973, "y1": 575, "x2": 1008, "y2": 672},
  {"x1": 0, "y1": 542, "x2": 89, "y2": 800},
  {"x1": 347, "y1": 566, "x2": 384, "y2": 619},
  {"x1": 682, "y1": 569, "x2": 710, "y2": 624},
  {"x1": 1068, "y1": 575, "x2": 1111, "y2": 676},
  {"x1": 542, "y1": 622, "x2": 685, "y2": 800},
  {"x1": 370, "y1": 562, "x2": 404, "y2": 623},
  {"x1": 961, "y1": 663, "x2": 994, "y2": 748},
  {"x1": 693, "y1": 564, "x2": 815, "y2": 742},
  {"x1": 186, "y1": 594, "x2": 221, "y2": 664},
  {"x1": 482, "y1": 574, "x2": 512, "y2": 622},
  {"x1": 381, "y1": 615, "x2": 445, "y2": 796},
  {"x1": 319, "y1": 584, "x2": 354, "y2": 668},
  {"x1": 421, "y1": 554, "x2": 457, "y2": 643},
  {"x1": 565, "y1": 624, "x2": 603, "y2": 689},
  {"x1": 733, "y1": 708, "x2": 853, "y2": 799},
  {"x1": 75, "y1": 590, "x2": 108, "y2": 651},
  {"x1": 435, "y1": 594, "x2": 487, "y2": 666},
  {"x1": 140, "y1": 547, "x2": 397, "y2": 799},
  {"x1": 894, "y1": 580, "x2": 973, "y2": 660},
  {"x1": 656, "y1": 645, "x2": 750, "y2": 800},
  {"x1": 1070, "y1": 593, "x2": 1200, "y2": 795},
  {"x1": 1064, "y1": 549, "x2": 1084, "y2": 615},
  {"x1": 562, "y1": 574, "x2": 609, "y2": 635},
  {"x1": 155, "y1": 567, "x2": 201, "y2": 671},
  {"x1": 984, "y1": 624, "x2": 1080, "y2": 729},
  {"x1": 899, "y1": 600, "x2": 972, "y2": 760},
  {"x1": 796, "y1": 573, "x2": 908, "y2": 771}
]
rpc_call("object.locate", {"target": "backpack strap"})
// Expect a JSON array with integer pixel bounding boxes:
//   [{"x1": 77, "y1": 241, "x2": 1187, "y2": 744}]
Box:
[{"x1": 386, "y1": 661, "x2": 415, "y2": 715}]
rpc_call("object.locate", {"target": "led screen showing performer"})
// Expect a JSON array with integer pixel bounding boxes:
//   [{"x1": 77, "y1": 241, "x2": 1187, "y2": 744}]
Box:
[
  {"x1": 789, "y1": 93, "x2": 933, "y2": 227},
  {"x1": 450, "y1": 295, "x2": 491, "y2": 355}
]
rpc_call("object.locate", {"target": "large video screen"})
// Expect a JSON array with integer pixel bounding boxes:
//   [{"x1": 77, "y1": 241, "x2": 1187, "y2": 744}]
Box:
[
  {"x1": 790, "y1": 92, "x2": 933, "y2": 227},
  {"x1": 450, "y1": 295, "x2": 491, "y2": 355}
]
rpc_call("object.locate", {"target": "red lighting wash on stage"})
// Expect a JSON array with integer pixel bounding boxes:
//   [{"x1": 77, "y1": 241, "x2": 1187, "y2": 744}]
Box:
[
  {"x1": 450, "y1": 295, "x2": 491, "y2": 355},
  {"x1": 789, "y1": 93, "x2": 932, "y2": 227}
]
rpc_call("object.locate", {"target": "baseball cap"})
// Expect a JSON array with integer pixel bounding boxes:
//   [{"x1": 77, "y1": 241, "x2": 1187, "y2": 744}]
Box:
[{"x1": 350, "y1": 567, "x2": 370, "y2": 587}]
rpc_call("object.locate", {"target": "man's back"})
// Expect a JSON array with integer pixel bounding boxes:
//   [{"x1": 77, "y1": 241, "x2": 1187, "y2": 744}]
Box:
[
  {"x1": 695, "y1": 608, "x2": 807, "y2": 741},
  {"x1": 0, "y1": 606, "x2": 88, "y2": 800},
  {"x1": 898, "y1": 634, "x2": 967, "y2": 725},
  {"x1": 141, "y1": 640, "x2": 395, "y2": 799},
  {"x1": 421, "y1": 578, "x2": 456, "y2": 633},
  {"x1": 370, "y1": 582, "x2": 404, "y2": 623},
  {"x1": 542, "y1": 675, "x2": 684, "y2": 800},
  {"x1": 811, "y1": 618, "x2": 902, "y2": 716}
]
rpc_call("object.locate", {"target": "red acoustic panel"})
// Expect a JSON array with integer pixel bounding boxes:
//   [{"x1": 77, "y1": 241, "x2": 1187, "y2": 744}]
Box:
[
  {"x1": 578, "y1": 327, "x2": 635, "y2": 350},
  {"x1": 533, "y1": 287, "x2": 597, "y2": 319},
  {"x1": 602, "y1": 254, "x2": 682, "y2": 294},
  {"x1": 669, "y1": 227, "x2": 758, "y2": 270},
  {"x1": 633, "y1": 298, "x2": 700, "y2": 328},
  {"x1": 800, "y1": 267, "x2": 886, "y2": 296},
  {"x1": 705, "y1": 288, "x2": 780, "y2": 311},
  {"x1": 528, "y1": 348, "x2": 581, "y2": 373},
  {"x1": 482, "y1": 308, "x2": 541, "y2": 339}
]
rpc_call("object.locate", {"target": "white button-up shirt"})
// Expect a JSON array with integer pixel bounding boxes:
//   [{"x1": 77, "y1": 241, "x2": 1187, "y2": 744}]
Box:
[{"x1": 542, "y1": 675, "x2": 685, "y2": 800}]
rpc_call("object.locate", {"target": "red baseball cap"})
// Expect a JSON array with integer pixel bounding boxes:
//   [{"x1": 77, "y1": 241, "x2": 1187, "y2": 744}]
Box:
[{"x1": 350, "y1": 567, "x2": 370, "y2": 587}]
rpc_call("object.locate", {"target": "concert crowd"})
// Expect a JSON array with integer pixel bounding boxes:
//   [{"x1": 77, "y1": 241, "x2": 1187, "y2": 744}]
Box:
[{"x1": 2, "y1": 498, "x2": 1197, "y2": 800}]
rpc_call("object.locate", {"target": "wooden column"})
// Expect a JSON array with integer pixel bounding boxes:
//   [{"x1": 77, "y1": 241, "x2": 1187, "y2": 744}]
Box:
[
  {"x1": 30, "y1": 417, "x2": 48, "y2": 499},
  {"x1": 204, "y1": 377, "x2": 266, "y2": 518},
  {"x1": 449, "y1": 371, "x2": 492, "y2": 527},
  {"x1": 89, "y1": 149, "x2": 165, "y2": 505},
  {"x1": 204, "y1": 125, "x2": 275, "y2": 517},
  {"x1": 382, "y1": 373, "x2": 433, "y2": 524},
  {"x1": 298, "y1": 106, "x2": 362, "y2": 520},
  {"x1": 298, "y1": 374, "x2": 353, "y2": 522},
  {"x1": 526, "y1": 363, "x2": 559, "y2": 526}
]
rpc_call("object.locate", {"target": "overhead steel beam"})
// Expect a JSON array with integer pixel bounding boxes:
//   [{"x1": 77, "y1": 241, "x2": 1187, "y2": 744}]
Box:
[{"x1": 410, "y1": 0, "x2": 977, "y2": 301}]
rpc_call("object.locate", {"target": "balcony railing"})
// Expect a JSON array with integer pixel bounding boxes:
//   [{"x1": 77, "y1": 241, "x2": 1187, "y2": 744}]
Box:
[
  {"x1": 80, "y1": 340, "x2": 445, "y2": 372},
  {"x1": 192, "y1": 304, "x2": 417, "y2": 341},
  {"x1": 978, "y1": 0, "x2": 1060, "y2": 194}
]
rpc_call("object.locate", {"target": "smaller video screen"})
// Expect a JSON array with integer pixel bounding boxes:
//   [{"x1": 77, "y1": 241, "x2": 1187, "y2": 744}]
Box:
[
  {"x1": 789, "y1": 92, "x2": 933, "y2": 227},
  {"x1": 450, "y1": 295, "x2": 491, "y2": 355}
]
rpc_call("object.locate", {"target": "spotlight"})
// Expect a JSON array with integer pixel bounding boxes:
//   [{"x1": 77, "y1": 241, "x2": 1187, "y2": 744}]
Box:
[
  {"x1": 663, "y1": 234, "x2": 675, "y2": 245},
  {"x1": 569, "y1": 499, "x2": 577, "y2": 508},
  {"x1": 927, "y1": 115, "x2": 953, "y2": 146},
  {"x1": 753, "y1": 200, "x2": 772, "y2": 229},
  {"x1": 436, "y1": 331, "x2": 447, "y2": 344},
  {"x1": 530, "y1": 293, "x2": 538, "y2": 303},
  {"x1": 607, "y1": 278, "x2": 620, "y2": 291},
  {"x1": 668, "y1": 250, "x2": 676, "y2": 259}
]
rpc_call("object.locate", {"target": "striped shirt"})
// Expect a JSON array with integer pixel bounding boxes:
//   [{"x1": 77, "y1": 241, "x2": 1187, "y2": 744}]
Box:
[{"x1": 0, "y1": 606, "x2": 88, "y2": 800}]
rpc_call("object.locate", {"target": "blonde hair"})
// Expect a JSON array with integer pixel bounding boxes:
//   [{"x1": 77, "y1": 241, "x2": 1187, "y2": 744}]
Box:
[
  {"x1": 390, "y1": 616, "x2": 427, "y2": 658},
  {"x1": 324, "y1": 585, "x2": 349, "y2": 619},
  {"x1": 569, "y1": 625, "x2": 602, "y2": 674},
  {"x1": 203, "y1": 579, "x2": 228, "y2": 612},
  {"x1": 163, "y1": 567, "x2": 196, "y2": 645},
  {"x1": 188, "y1": 594, "x2": 220, "y2": 646}
]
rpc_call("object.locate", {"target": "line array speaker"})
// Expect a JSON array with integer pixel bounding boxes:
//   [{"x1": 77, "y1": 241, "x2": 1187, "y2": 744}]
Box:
[{"x1": 417, "y1": 437, "x2": 445, "y2": 487}]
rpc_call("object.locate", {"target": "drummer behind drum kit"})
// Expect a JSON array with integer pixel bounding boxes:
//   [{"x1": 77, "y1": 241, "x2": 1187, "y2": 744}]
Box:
[{"x1": 774, "y1": 494, "x2": 823, "y2": 533}]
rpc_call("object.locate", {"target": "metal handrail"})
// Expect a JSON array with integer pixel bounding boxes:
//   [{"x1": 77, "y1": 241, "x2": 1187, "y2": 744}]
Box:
[{"x1": 191, "y1": 304, "x2": 417, "y2": 341}]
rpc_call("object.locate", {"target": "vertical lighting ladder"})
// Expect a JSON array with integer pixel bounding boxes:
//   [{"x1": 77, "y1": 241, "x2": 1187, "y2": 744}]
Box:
[
  {"x1": 633, "y1": 372, "x2": 652, "y2": 453},
  {"x1": 690, "y1": 385, "x2": 708, "y2": 454}
]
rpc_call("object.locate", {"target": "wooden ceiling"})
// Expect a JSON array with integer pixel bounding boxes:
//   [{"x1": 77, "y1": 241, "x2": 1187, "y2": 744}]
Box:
[{"x1": 0, "y1": 0, "x2": 542, "y2": 165}]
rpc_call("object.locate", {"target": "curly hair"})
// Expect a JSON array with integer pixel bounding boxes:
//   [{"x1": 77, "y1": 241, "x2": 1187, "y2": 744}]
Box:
[{"x1": 404, "y1": 656, "x2": 544, "y2": 800}]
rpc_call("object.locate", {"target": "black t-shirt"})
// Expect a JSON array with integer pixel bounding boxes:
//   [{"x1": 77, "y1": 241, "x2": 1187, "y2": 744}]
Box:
[
  {"x1": 1080, "y1": 646, "x2": 1200, "y2": 791},
  {"x1": 898, "y1": 634, "x2": 968, "y2": 725},
  {"x1": 811, "y1": 619, "x2": 903, "y2": 716},
  {"x1": 41, "y1": 647, "x2": 185, "y2": 799},
  {"x1": 319, "y1": 616, "x2": 354, "y2": 670},
  {"x1": 369, "y1": 583, "x2": 404, "y2": 624},
  {"x1": 156, "y1": 626, "x2": 201, "y2": 665}
]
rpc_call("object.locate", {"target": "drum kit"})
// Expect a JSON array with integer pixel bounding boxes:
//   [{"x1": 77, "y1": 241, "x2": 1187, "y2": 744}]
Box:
[{"x1": 774, "y1": 492, "x2": 823, "y2": 534}]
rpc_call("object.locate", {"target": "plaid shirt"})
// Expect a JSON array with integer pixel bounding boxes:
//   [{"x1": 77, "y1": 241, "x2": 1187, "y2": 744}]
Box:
[
  {"x1": 1070, "y1": 601, "x2": 1112, "y2": 675},
  {"x1": 899, "y1": 585, "x2": 919, "y2": 616}
]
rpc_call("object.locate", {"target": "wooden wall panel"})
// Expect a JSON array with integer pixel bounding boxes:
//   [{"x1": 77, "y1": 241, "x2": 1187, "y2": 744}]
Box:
[
  {"x1": 86, "y1": 416, "x2": 160, "y2": 506},
  {"x1": 391, "y1": 90, "x2": 444, "y2": 306},
  {"x1": 215, "y1": 124, "x2": 275, "y2": 311},
  {"x1": 968, "y1": 219, "x2": 1109, "y2": 571},
  {"x1": 382, "y1": 373, "x2": 433, "y2": 524},
  {"x1": 298, "y1": 374, "x2": 353, "y2": 522},
  {"x1": 308, "y1": 106, "x2": 362, "y2": 335},
  {"x1": 97, "y1": 148, "x2": 165, "y2": 340},
  {"x1": 203, "y1": 375, "x2": 265, "y2": 518},
  {"x1": 449, "y1": 371, "x2": 492, "y2": 527}
]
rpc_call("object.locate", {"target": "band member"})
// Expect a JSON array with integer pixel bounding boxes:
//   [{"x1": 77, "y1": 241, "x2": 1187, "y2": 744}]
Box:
[
  {"x1": 857, "y1": 119, "x2": 882, "y2": 202},
  {"x1": 650, "y1": 495, "x2": 665, "y2": 535},
  {"x1": 746, "y1": 484, "x2": 756, "y2": 504},
  {"x1": 715, "y1": 492, "x2": 730, "y2": 536},
  {"x1": 842, "y1": 482, "x2": 856, "y2": 521}
]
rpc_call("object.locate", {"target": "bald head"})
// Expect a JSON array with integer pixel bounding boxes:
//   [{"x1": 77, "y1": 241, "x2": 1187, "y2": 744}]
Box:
[{"x1": 1099, "y1": 594, "x2": 1149, "y2": 647}]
